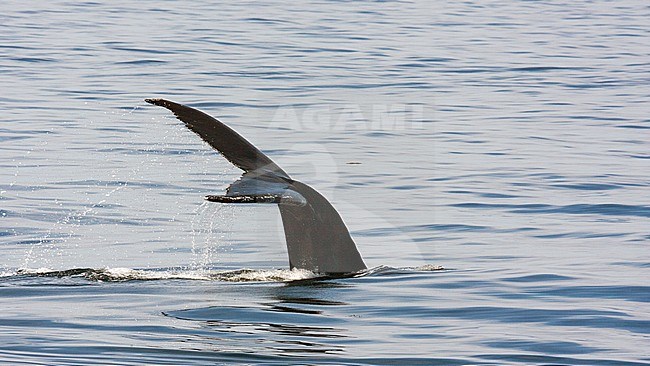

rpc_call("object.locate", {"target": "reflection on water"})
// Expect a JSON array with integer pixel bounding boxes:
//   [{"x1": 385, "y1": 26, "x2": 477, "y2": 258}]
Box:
[
  {"x1": 164, "y1": 279, "x2": 355, "y2": 355},
  {"x1": 166, "y1": 307, "x2": 344, "y2": 353}
]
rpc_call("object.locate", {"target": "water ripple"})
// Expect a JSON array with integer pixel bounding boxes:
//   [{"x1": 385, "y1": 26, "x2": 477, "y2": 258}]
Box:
[
  {"x1": 452, "y1": 203, "x2": 650, "y2": 218},
  {"x1": 2, "y1": 0, "x2": 650, "y2": 364}
]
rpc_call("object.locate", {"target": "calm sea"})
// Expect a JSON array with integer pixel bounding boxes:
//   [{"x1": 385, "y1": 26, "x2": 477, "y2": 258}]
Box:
[{"x1": 1, "y1": 1, "x2": 649, "y2": 364}]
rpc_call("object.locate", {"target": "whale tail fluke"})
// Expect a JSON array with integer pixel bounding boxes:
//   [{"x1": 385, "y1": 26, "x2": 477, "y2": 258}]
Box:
[
  {"x1": 145, "y1": 98, "x2": 289, "y2": 178},
  {"x1": 146, "y1": 98, "x2": 366, "y2": 274}
]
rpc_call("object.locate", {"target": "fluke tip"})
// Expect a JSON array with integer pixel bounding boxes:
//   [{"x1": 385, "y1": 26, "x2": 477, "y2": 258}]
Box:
[{"x1": 144, "y1": 98, "x2": 165, "y2": 106}]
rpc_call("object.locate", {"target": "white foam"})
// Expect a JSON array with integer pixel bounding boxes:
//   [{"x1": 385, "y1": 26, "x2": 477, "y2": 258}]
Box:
[
  {"x1": 0, "y1": 270, "x2": 17, "y2": 278},
  {"x1": 13, "y1": 267, "x2": 319, "y2": 283},
  {"x1": 10, "y1": 265, "x2": 442, "y2": 282},
  {"x1": 416, "y1": 264, "x2": 445, "y2": 271},
  {"x1": 218, "y1": 268, "x2": 318, "y2": 282}
]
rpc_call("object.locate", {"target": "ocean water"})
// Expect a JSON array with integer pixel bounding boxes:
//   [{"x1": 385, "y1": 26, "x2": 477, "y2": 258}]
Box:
[{"x1": 1, "y1": 0, "x2": 649, "y2": 364}]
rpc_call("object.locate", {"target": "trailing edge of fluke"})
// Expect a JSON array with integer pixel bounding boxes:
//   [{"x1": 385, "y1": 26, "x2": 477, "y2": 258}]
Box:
[{"x1": 145, "y1": 98, "x2": 366, "y2": 274}]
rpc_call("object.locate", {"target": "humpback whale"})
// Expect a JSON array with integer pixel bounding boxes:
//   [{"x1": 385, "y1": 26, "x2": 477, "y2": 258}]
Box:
[{"x1": 145, "y1": 99, "x2": 366, "y2": 274}]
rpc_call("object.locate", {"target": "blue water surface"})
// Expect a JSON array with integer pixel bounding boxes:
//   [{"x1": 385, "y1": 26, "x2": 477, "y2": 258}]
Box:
[{"x1": 1, "y1": 1, "x2": 649, "y2": 364}]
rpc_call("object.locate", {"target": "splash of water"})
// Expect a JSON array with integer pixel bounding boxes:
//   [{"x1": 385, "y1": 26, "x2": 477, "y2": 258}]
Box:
[
  {"x1": 189, "y1": 201, "x2": 233, "y2": 272},
  {"x1": 22, "y1": 182, "x2": 129, "y2": 269}
]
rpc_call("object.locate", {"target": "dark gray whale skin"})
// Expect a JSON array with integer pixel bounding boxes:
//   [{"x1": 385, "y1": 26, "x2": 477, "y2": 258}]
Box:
[{"x1": 145, "y1": 98, "x2": 366, "y2": 274}]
